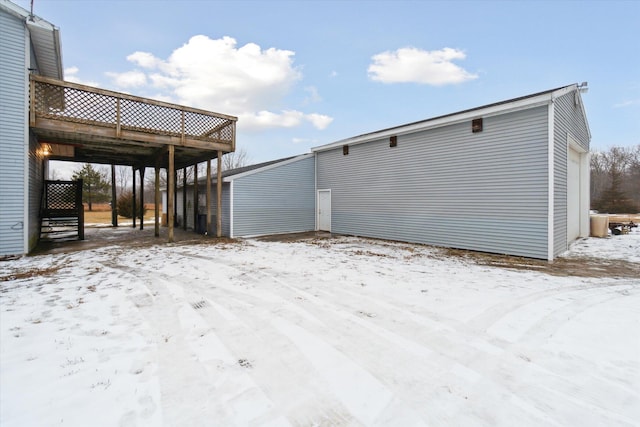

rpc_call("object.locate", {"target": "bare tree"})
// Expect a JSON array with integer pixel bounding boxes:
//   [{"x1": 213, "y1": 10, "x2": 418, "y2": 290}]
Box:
[
  {"x1": 142, "y1": 148, "x2": 250, "y2": 191},
  {"x1": 591, "y1": 145, "x2": 639, "y2": 213},
  {"x1": 116, "y1": 165, "x2": 130, "y2": 193},
  {"x1": 221, "y1": 147, "x2": 250, "y2": 171}
]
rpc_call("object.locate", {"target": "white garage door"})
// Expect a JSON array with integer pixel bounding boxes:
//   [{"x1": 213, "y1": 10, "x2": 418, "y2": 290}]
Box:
[{"x1": 567, "y1": 148, "x2": 581, "y2": 242}]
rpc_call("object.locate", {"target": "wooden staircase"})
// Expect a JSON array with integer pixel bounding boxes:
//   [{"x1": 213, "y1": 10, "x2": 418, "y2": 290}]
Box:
[{"x1": 40, "y1": 180, "x2": 84, "y2": 242}]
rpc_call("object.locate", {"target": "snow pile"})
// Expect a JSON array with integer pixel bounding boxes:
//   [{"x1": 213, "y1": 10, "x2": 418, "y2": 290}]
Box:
[
  {"x1": 565, "y1": 226, "x2": 640, "y2": 262},
  {"x1": 1, "y1": 233, "x2": 638, "y2": 426}
]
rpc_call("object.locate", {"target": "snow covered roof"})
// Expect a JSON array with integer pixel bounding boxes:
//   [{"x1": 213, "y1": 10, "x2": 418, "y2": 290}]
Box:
[
  {"x1": 0, "y1": 0, "x2": 63, "y2": 79},
  {"x1": 312, "y1": 84, "x2": 588, "y2": 152}
]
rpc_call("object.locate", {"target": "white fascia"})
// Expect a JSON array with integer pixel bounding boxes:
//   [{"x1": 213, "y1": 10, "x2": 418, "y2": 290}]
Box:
[
  {"x1": 229, "y1": 180, "x2": 234, "y2": 238},
  {"x1": 23, "y1": 25, "x2": 30, "y2": 254},
  {"x1": 547, "y1": 102, "x2": 555, "y2": 261},
  {"x1": 314, "y1": 152, "x2": 318, "y2": 231}
]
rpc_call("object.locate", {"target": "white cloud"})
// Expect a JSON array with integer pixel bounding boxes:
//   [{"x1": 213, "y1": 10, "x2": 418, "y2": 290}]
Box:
[
  {"x1": 105, "y1": 70, "x2": 147, "y2": 88},
  {"x1": 239, "y1": 110, "x2": 331, "y2": 131},
  {"x1": 368, "y1": 47, "x2": 478, "y2": 85},
  {"x1": 613, "y1": 99, "x2": 640, "y2": 108},
  {"x1": 304, "y1": 86, "x2": 322, "y2": 104},
  {"x1": 292, "y1": 137, "x2": 319, "y2": 144},
  {"x1": 64, "y1": 66, "x2": 99, "y2": 86},
  {"x1": 127, "y1": 51, "x2": 163, "y2": 69},
  {"x1": 306, "y1": 113, "x2": 333, "y2": 130},
  {"x1": 329, "y1": 70, "x2": 338, "y2": 78},
  {"x1": 106, "y1": 35, "x2": 332, "y2": 131}
]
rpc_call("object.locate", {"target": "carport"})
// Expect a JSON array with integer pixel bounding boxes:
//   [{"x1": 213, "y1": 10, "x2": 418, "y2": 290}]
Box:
[{"x1": 29, "y1": 75, "x2": 237, "y2": 242}]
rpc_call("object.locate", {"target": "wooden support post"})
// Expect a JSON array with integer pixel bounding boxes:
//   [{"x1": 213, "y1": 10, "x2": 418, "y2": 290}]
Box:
[
  {"x1": 168, "y1": 145, "x2": 175, "y2": 243},
  {"x1": 77, "y1": 179, "x2": 85, "y2": 240},
  {"x1": 193, "y1": 164, "x2": 198, "y2": 233},
  {"x1": 206, "y1": 160, "x2": 211, "y2": 235},
  {"x1": 173, "y1": 169, "x2": 178, "y2": 227},
  {"x1": 216, "y1": 151, "x2": 222, "y2": 238},
  {"x1": 139, "y1": 168, "x2": 145, "y2": 230},
  {"x1": 154, "y1": 166, "x2": 160, "y2": 237},
  {"x1": 111, "y1": 164, "x2": 118, "y2": 227},
  {"x1": 182, "y1": 168, "x2": 187, "y2": 230},
  {"x1": 132, "y1": 166, "x2": 137, "y2": 229}
]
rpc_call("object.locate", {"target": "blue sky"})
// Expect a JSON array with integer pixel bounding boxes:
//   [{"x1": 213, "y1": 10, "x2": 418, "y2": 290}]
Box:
[{"x1": 16, "y1": 0, "x2": 640, "y2": 168}]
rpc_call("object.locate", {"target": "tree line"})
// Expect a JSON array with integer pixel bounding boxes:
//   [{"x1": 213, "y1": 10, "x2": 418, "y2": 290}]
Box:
[{"x1": 590, "y1": 145, "x2": 639, "y2": 214}]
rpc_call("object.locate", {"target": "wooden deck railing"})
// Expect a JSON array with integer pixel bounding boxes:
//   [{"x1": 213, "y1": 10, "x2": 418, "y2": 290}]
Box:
[{"x1": 29, "y1": 75, "x2": 236, "y2": 148}]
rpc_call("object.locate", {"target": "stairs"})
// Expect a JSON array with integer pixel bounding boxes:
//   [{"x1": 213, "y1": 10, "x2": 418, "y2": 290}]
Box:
[{"x1": 40, "y1": 180, "x2": 84, "y2": 242}]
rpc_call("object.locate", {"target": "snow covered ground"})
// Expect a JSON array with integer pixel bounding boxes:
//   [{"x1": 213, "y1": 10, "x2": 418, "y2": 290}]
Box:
[{"x1": 1, "y1": 230, "x2": 639, "y2": 426}]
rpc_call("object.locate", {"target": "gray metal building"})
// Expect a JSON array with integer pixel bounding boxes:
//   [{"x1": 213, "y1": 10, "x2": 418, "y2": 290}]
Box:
[
  {"x1": 0, "y1": 0, "x2": 62, "y2": 256},
  {"x1": 172, "y1": 154, "x2": 315, "y2": 238},
  {"x1": 312, "y1": 85, "x2": 590, "y2": 260}
]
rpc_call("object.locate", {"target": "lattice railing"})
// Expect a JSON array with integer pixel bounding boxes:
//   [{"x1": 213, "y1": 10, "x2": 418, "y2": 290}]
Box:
[
  {"x1": 30, "y1": 75, "x2": 236, "y2": 144},
  {"x1": 42, "y1": 180, "x2": 83, "y2": 215}
]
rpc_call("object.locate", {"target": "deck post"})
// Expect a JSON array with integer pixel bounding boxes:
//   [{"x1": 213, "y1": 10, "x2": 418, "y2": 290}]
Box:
[
  {"x1": 193, "y1": 164, "x2": 198, "y2": 233},
  {"x1": 182, "y1": 168, "x2": 187, "y2": 230},
  {"x1": 168, "y1": 145, "x2": 175, "y2": 242},
  {"x1": 173, "y1": 169, "x2": 178, "y2": 227},
  {"x1": 139, "y1": 168, "x2": 145, "y2": 230},
  {"x1": 154, "y1": 166, "x2": 160, "y2": 237},
  {"x1": 216, "y1": 151, "x2": 222, "y2": 238},
  {"x1": 111, "y1": 164, "x2": 118, "y2": 227},
  {"x1": 77, "y1": 179, "x2": 85, "y2": 240},
  {"x1": 206, "y1": 160, "x2": 211, "y2": 235},
  {"x1": 132, "y1": 166, "x2": 137, "y2": 228}
]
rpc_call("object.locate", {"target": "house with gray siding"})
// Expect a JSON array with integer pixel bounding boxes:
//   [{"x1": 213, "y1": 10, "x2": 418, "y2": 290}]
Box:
[
  {"x1": 312, "y1": 84, "x2": 590, "y2": 260},
  {"x1": 0, "y1": 0, "x2": 62, "y2": 256},
  {"x1": 170, "y1": 154, "x2": 315, "y2": 238}
]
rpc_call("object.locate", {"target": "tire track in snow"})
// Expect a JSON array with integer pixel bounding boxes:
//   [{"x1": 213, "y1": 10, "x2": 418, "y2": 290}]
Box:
[
  {"x1": 100, "y1": 262, "x2": 291, "y2": 426},
  {"x1": 206, "y1": 254, "x2": 640, "y2": 426},
  {"x1": 111, "y1": 261, "x2": 357, "y2": 426}
]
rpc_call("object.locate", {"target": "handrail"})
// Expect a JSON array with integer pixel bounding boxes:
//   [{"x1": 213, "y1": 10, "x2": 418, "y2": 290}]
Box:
[{"x1": 30, "y1": 75, "x2": 237, "y2": 145}]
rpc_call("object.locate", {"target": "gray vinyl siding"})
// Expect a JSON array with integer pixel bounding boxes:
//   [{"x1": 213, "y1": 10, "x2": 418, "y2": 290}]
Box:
[
  {"x1": 317, "y1": 107, "x2": 550, "y2": 259},
  {"x1": 212, "y1": 183, "x2": 231, "y2": 237},
  {"x1": 0, "y1": 9, "x2": 27, "y2": 256},
  {"x1": 552, "y1": 91, "x2": 590, "y2": 256},
  {"x1": 231, "y1": 156, "x2": 315, "y2": 237}
]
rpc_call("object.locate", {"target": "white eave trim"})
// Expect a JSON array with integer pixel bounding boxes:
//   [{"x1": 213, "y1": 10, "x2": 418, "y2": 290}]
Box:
[{"x1": 313, "y1": 85, "x2": 579, "y2": 153}]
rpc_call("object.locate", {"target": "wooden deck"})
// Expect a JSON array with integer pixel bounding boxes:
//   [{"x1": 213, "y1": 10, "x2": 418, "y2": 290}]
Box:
[
  {"x1": 30, "y1": 75, "x2": 237, "y2": 241},
  {"x1": 29, "y1": 75, "x2": 237, "y2": 169}
]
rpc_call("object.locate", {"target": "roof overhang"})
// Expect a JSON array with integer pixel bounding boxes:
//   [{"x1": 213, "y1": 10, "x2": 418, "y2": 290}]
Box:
[
  {"x1": 312, "y1": 84, "x2": 581, "y2": 153},
  {"x1": 0, "y1": 0, "x2": 63, "y2": 79}
]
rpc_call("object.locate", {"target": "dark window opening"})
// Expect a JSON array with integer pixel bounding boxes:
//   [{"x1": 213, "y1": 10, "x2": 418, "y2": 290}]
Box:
[
  {"x1": 472, "y1": 118, "x2": 483, "y2": 133},
  {"x1": 343, "y1": 145, "x2": 349, "y2": 155},
  {"x1": 390, "y1": 136, "x2": 397, "y2": 147}
]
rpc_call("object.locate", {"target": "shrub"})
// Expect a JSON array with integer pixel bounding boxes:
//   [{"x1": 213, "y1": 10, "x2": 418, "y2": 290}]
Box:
[{"x1": 116, "y1": 191, "x2": 147, "y2": 218}]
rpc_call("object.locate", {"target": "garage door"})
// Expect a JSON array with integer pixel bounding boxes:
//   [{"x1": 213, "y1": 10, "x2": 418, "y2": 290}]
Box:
[{"x1": 567, "y1": 148, "x2": 581, "y2": 242}]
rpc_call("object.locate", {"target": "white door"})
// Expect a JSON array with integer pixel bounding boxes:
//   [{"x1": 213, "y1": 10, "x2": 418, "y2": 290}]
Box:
[
  {"x1": 567, "y1": 148, "x2": 581, "y2": 242},
  {"x1": 317, "y1": 190, "x2": 331, "y2": 231}
]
